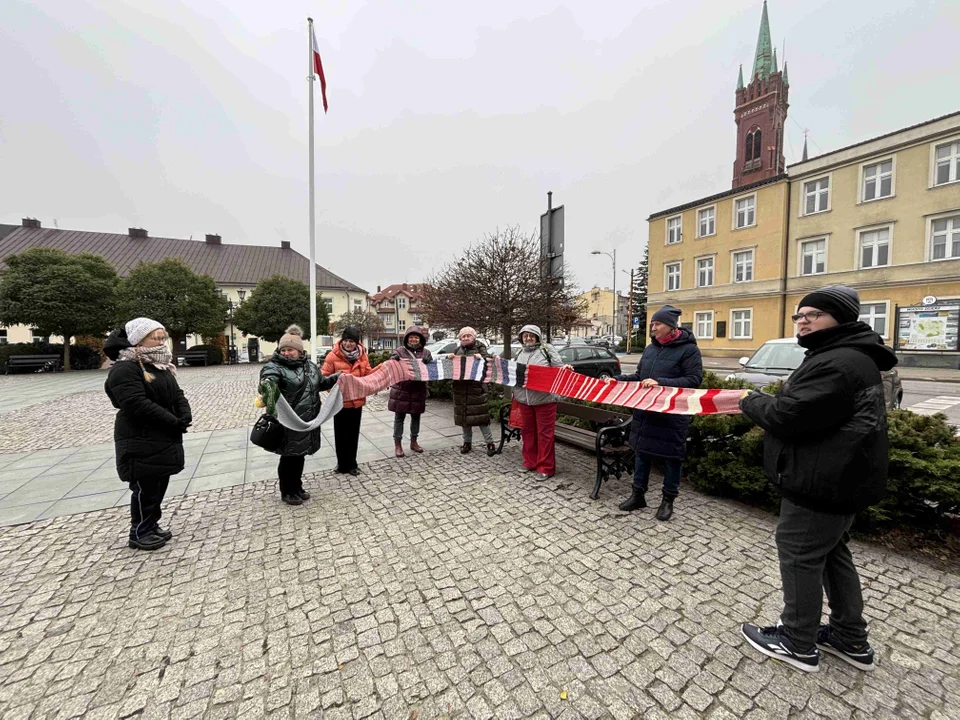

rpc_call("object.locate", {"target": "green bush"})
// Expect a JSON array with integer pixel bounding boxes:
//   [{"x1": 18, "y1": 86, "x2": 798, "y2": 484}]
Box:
[
  {"x1": 686, "y1": 373, "x2": 960, "y2": 536},
  {"x1": 367, "y1": 350, "x2": 392, "y2": 368},
  {"x1": 185, "y1": 344, "x2": 223, "y2": 366},
  {"x1": 0, "y1": 342, "x2": 102, "y2": 371}
]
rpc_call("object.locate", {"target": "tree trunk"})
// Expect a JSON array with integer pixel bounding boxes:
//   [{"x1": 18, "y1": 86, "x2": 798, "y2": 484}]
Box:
[
  {"x1": 502, "y1": 325, "x2": 513, "y2": 360},
  {"x1": 63, "y1": 335, "x2": 72, "y2": 372},
  {"x1": 171, "y1": 331, "x2": 183, "y2": 365}
]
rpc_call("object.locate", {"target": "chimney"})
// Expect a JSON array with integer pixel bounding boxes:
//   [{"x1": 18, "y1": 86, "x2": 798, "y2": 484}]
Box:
[
  {"x1": 128, "y1": 227, "x2": 148, "y2": 238},
  {"x1": 280, "y1": 240, "x2": 290, "y2": 250},
  {"x1": 377, "y1": 285, "x2": 381, "y2": 293},
  {"x1": 205, "y1": 234, "x2": 222, "y2": 245},
  {"x1": 21, "y1": 218, "x2": 40, "y2": 229}
]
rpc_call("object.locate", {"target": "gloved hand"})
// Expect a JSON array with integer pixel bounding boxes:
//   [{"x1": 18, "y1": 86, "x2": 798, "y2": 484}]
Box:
[
  {"x1": 319, "y1": 371, "x2": 342, "y2": 391},
  {"x1": 179, "y1": 416, "x2": 193, "y2": 433}
]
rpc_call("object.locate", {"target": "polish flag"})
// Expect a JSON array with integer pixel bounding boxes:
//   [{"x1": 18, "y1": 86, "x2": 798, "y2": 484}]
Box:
[{"x1": 311, "y1": 26, "x2": 328, "y2": 113}]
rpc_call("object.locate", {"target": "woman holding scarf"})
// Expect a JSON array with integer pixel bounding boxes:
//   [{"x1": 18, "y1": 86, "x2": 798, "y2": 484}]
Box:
[
  {"x1": 389, "y1": 326, "x2": 433, "y2": 457},
  {"x1": 322, "y1": 327, "x2": 372, "y2": 475},
  {"x1": 104, "y1": 318, "x2": 191, "y2": 551},
  {"x1": 448, "y1": 326, "x2": 496, "y2": 456},
  {"x1": 512, "y1": 324, "x2": 565, "y2": 479}
]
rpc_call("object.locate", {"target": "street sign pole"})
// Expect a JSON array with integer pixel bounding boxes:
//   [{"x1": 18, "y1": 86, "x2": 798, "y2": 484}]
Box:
[{"x1": 626, "y1": 268, "x2": 634, "y2": 354}]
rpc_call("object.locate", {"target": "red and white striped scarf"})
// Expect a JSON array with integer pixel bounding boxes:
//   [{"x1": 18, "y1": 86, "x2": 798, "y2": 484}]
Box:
[{"x1": 337, "y1": 358, "x2": 742, "y2": 415}]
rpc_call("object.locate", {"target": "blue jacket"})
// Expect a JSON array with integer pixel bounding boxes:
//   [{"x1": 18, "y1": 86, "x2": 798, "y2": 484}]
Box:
[{"x1": 616, "y1": 328, "x2": 703, "y2": 461}]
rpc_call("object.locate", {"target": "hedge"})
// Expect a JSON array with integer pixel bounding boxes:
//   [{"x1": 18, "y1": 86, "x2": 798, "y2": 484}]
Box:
[{"x1": 0, "y1": 342, "x2": 102, "y2": 372}]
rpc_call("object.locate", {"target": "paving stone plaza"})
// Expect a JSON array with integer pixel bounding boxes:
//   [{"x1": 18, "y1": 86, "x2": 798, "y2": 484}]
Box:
[{"x1": 0, "y1": 365, "x2": 958, "y2": 719}]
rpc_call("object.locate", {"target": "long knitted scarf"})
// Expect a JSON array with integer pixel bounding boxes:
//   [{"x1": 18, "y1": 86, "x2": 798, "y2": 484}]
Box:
[
  {"x1": 336, "y1": 357, "x2": 743, "y2": 415},
  {"x1": 118, "y1": 346, "x2": 177, "y2": 381}
]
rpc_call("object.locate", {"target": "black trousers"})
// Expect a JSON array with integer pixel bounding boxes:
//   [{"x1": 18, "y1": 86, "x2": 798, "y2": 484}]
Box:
[
  {"x1": 129, "y1": 476, "x2": 170, "y2": 540},
  {"x1": 334, "y1": 406, "x2": 363, "y2": 472},
  {"x1": 278, "y1": 455, "x2": 306, "y2": 495},
  {"x1": 776, "y1": 498, "x2": 869, "y2": 650}
]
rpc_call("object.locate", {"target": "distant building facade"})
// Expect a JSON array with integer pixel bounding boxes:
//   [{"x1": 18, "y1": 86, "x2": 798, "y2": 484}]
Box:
[
  {"x1": 575, "y1": 286, "x2": 629, "y2": 338},
  {"x1": 0, "y1": 219, "x2": 367, "y2": 359},
  {"x1": 367, "y1": 283, "x2": 427, "y2": 349}
]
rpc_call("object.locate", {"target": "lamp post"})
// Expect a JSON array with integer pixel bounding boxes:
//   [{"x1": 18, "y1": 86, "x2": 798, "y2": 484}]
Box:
[
  {"x1": 226, "y1": 299, "x2": 236, "y2": 364},
  {"x1": 621, "y1": 268, "x2": 634, "y2": 354},
  {"x1": 591, "y1": 249, "x2": 617, "y2": 339}
]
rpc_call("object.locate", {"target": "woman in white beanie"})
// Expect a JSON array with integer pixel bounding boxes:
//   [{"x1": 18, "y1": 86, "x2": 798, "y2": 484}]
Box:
[
  {"x1": 259, "y1": 325, "x2": 340, "y2": 505},
  {"x1": 103, "y1": 318, "x2": 192, "y2": 551},
  {"x1": 447, "y1": 326, "x2": 496, "y2": 455}
]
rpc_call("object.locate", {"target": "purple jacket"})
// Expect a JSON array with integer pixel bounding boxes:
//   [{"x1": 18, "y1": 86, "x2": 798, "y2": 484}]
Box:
[{"x1": 388, "y1": 327, "x2": 433, "y2": 415}]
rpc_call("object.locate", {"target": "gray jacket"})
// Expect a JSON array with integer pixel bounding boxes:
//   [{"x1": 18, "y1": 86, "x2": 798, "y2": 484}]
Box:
[{"x1": 512, "y1": 324, "x2": 562, "y2": 406}]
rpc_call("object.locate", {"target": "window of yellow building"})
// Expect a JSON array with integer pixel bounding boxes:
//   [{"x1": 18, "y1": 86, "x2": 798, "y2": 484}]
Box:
[
  {"x1": 666, "y1": 216, "x2": 683, "y2": 245},
  {"x1": 803, "y1": 176, "x2": 831, "y2": 215},
  {"x1": 732, "y1": 249, "x2": 754, "y2": 283},
  {"x1": 800, "y1": 238, "x2": 827, "y2": 275},
  {"x1": 858, "y1": 226, "x2": 892, "y2": 269},
  {"x1": 697, "y1": 206, "x2": 716, "y2": 238},
  {"x1": 733, "y1": 195, "x2": 756, "y2": 229},
  {"x1": 861, "y1": 159, "x2": 894, "y2": 201}
]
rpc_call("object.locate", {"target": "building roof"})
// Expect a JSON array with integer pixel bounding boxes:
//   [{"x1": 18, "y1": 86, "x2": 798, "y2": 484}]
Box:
[
  {"x1": 788, "y1": 110, "x2": 960, "y2": 170},
  {"x1": 0, "y1": 224, "x2": 366, "y2": 293},
  {"x1": 369, "y1": 283, "x2": 425, "y2": 304},
  {"x1": 647, "y1": 173, "x2": 787, "y2": 221}
]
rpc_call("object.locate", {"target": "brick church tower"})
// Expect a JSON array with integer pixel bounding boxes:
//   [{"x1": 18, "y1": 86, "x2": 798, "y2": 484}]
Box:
[{"x1": 733, "y1": 2, "x2": 789, "y2": 188}]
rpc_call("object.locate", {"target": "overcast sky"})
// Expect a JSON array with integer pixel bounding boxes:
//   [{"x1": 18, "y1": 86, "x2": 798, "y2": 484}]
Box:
[{"x1": 2, "y1": 0, "x2": 957, "y2": 296}]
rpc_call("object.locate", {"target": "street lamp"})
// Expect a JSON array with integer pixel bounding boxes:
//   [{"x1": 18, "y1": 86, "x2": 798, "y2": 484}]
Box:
[
  {"x1": 226, "y1": 299, "x2": 236, "y2": 364},
  {"x1": 591, "y1": 249, "x2": 617, "y2": 339}
]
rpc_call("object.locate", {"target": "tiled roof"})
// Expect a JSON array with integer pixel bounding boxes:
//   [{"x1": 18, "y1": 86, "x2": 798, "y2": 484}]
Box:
[
  {"x1": 647, "y1": 174, "x2": 787, "y2": 221},
  {"x1": 369, "y1": 283, "x2": 425, "y2": 303},
  {"x1": 0, "y1": 226, "x2": 366, "y2": 293}
]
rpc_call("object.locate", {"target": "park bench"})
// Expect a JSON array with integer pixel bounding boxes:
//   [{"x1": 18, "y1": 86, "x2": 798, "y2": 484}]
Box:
[
  {"x1": 183, "y1": 349, "x2": 210, "y2": 367},
  {"x1": 5, "y1": 354, "x2": 62, "y2": 375},
  {"x1": 497, "y1": 399, "x2": 634, "y2": 499}
]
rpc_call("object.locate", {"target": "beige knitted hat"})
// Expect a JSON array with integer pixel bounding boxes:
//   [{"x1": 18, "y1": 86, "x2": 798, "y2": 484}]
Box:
[{"x1": 278, "y1": 324, "x2": 305, "y2": 353}]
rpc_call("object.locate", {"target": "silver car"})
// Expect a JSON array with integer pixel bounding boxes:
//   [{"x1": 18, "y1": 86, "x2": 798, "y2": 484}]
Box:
[{"x1": 726, "y1": 337, "x2": 903, "y2": 409}]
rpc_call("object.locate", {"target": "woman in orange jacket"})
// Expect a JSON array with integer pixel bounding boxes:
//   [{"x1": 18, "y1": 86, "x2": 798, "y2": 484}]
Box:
[{"x1": 321, "y1": 326, "x2": 372, "y2": 475}]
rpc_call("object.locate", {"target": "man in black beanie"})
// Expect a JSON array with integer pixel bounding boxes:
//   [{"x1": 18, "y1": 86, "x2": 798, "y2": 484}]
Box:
[{"x1": 739, "y1": 285, "x2": 896, "y2": 673}]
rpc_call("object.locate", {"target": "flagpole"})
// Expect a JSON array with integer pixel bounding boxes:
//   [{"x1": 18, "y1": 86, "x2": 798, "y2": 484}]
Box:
[{"x1": 307, "y1": 17, "x2": 318, "y2": 366}]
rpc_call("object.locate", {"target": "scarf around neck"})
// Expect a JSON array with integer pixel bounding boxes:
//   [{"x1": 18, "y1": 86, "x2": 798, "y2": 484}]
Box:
[
  {"x1": 341, "y1": 345, "x2": 361, "y2": 362},
  {"x1": 119, "y1": 345, "x2": 177, "y2": 374}
]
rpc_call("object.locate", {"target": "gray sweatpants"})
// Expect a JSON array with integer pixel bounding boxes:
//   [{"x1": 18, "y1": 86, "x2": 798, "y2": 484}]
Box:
[
  {"x1": 462, "y1": 425, "x2": 494, "y2": 445},
  {"x1": 776, "y1": 498, "x2": 869, "y2": 650}
]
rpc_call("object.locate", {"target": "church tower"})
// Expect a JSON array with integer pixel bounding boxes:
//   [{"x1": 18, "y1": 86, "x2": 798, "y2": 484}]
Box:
[{"x1": 733, "y1": 2, "x2": 789, "y2": 188}]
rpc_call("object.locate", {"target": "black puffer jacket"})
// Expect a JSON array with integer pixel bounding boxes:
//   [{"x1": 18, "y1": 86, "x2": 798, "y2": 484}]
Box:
[
  {"x1": 452, "y1": 341, "x2": 491, "y2": 427},
  {"x1": 103, "y1": 328, "x2": 191, "y2": 483},
  {"x1": 740, "y1": 322, "x2": 897, "y2": 514},
  {"x1": 389, "y1": 327, "x2": 433, "y2": 415},
  {"x1": 616, "y1": 328, "x2": 703, "y2": 461},
  {"x1": 260, "y1": 351, "x2": 338, "y2": 456}
]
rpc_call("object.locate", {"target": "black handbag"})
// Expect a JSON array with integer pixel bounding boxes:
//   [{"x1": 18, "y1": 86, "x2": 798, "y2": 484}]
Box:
[{"x1": 250, "y1": 374, "x2": 310, "y2": 452}]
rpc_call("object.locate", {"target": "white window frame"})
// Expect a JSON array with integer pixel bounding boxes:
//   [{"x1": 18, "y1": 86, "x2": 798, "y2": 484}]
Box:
[
  {"x1": 665, "y1": 215, "x2": 683, "y2": 245},
  {"x1": 858, "y1": 156, "x2": 896, "y2": 203},
  {"x1": 801, "y1": 174, "x2": 832, "y2": 216},
  {"x1": 729, "y1": 308, "x2": 753, "y2": 340},
  {"x1": 856, "y1": 224, "x2": 893, "y2": 270},
  {"x1": 397, "y1": 296, "x2": 406, "y2": 309},
  {"x1": 664, "y1": 262, "x2": 682, "y2": 292},
  {"x1": 798, "y1": 236, "x2": 829, "y2": 276},
  {"x1": 926, "y1": 211, "x2": 960, "y2": 262},
  {"x1": 732, "y1": 193, "x2": 757, "y2": 230},
  {"x1": 694, "y1": 311, "x2": 714, "y2": 339},
  {"x1": 858, "y1": 300, "x2": 891, "y2": 340},
  {"x1": 398, "y1": 319, "x2": 406, "y2": 331},
  {"x1": 695, "y1": 255, "x2": 715, "y2": 288},
  {"x1": 930, "y1": 135, "x2": 960, "y2": 188},
  {"x1": 731, "y1": 248, "x2": 755, "y2": 284},
  {"x1": 697, "y1": 205, "x2": 716, "y2": 238}
]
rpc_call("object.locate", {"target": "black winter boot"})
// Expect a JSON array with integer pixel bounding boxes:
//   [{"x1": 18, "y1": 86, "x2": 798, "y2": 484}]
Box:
[
  {"x1": 618, "y1": 489, "x2": 647, "y2": 512},
  {"x1": 656, "y1": 495, "x2": 675, "y2": 521}
]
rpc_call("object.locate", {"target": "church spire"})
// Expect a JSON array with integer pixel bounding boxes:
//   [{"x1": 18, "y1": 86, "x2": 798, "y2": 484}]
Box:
[
  {"x1": 772, "y1": 47, "x2": 778, "y2": 73},
  {"x1": 801, "y1": 133, "x2": 809, "y2": 161},
  {"x1": 737, "y1": 64, "x2": 744, "y2": 90},
  {"x1": 782, "y1": 61, "x2": 789, "y2": 86},
  {"x1": 752, "y1": 1, "x2": 773, "y2": 80}
]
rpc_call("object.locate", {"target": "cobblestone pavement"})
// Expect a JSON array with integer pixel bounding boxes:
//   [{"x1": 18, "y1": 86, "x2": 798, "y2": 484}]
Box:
[
  {"x1": 0, "y1": 366, "x2": 389, "y2": 454},
  {"x1": 0, "y1": 446, "x2": 957, "y2": 719}
]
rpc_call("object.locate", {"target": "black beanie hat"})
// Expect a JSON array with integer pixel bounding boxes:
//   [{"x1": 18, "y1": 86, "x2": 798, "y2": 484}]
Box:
[
  {"x1": 651, "y1": 305, "x2": 682, "y2": 329},
  {"x1": 341, "y1": 326, "x2": 361, "y2": 343},
  {"x1": 798, "y1": 285, "x2": 861, "y2": 324}
]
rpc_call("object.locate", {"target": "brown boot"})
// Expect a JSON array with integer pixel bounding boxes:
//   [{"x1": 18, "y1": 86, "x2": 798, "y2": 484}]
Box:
[
  {"x1": 460, "y1": 443, "x2": 472, "y2": 454},
  {"x1": 410, "y1": 438, "x2": 424, "y2": 454},
  {"x1": 394, "y1": 440, "x2": 405, "y2": 458}
]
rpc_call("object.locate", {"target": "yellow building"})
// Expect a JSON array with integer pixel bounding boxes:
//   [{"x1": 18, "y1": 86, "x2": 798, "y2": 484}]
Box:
[
  {"x1": 575, "y1": 286, "x2": 629, "y2": 338},
  {"x1": 647, "y1": 177, "x2": 790, "y2": 357},
  {"x1": 786, "y1": 113, "x2": 960, "y2": 366}
]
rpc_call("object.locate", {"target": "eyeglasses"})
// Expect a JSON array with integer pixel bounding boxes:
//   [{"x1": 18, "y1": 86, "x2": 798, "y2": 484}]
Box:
[{"x1": 791, "y1": 311, "x2": 828, "y2": 323}]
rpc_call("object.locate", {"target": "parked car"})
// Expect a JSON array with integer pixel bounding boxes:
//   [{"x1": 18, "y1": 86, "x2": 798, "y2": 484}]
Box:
[
  {"x1": 426, "y1": 340, "x2": 460, "y2": 355},
  {"x1": 557, "y1": 345, "x2": 621, "y2": 379},
  {"x1": 725, "y1": 337, "x2": 903, "y2": 409},
  {"x1": 316, "y1": 345, "x2": 333, "y2": 361},
  {"x1": 488, "y1": 344, "x2": 523, "y2": 357}
]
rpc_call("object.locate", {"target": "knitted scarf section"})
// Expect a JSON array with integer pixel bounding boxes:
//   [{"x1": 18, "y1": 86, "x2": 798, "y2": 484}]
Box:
[
  {"x1": 118, "y1": 346, "x2": 177, "y2": 376},
  {"x1": 337, "y1": 357, "x2": 743, "y2": 415}
]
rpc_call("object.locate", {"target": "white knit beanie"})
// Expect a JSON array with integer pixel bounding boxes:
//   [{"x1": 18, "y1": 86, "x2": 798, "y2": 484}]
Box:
[{"x1": 125, "y1": 317, "x2": 165, "y2": 346}]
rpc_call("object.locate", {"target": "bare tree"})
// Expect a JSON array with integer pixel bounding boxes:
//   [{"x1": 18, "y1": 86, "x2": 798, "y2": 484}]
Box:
[
  {"x1": 331, "y1": 308, "x2": 386, "y2": 346},
  {"x1": 419, "y1": 226, "x2": 583, "y2": 358}
]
